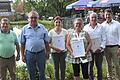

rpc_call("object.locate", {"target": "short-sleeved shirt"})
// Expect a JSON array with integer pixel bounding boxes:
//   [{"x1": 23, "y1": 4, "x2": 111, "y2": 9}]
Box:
[
  {"x1": 48, "y1": 28, "x2": 67, "y2": 52},
  {"x1": 19, "y1": 24, "x2": 49, "y2": 52},
  {"x1": 0, "y1": 30, "x2": 18, "y2": 58}
]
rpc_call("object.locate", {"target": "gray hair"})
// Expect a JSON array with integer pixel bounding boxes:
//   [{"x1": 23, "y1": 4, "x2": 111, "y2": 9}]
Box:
[
  {"x1": 89, "y1": 12, "x2": 98, "y2": 19},
  {"x1": 1, "y1": 18, "x2": 9, "y2": 23},
  {"x1": 28, "y1": 10, "x2": 39, "y2": 18}
]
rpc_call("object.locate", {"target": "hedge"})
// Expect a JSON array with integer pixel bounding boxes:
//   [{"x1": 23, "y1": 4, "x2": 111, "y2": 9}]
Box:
[{"x1": 10, "y1": 20, "x2": 54, "y2": 30}]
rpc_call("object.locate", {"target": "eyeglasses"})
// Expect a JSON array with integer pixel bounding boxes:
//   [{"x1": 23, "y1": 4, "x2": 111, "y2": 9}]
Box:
[{"x1": 29, "y1": 17, "x2": 38, "y2": 19}]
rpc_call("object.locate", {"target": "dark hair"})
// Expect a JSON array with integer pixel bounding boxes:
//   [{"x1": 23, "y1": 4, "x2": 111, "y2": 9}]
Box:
[
  {"x1": 53, "y1": 16, "x2": 62, "y2": 22},
  {"x1": 104, "y1": 8, "x2": 112, "y2": 14}
]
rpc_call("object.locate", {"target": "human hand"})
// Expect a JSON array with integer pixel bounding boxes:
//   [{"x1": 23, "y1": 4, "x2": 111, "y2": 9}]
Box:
[
  {"x1": 22, "y1": 55, "x2": 26, "y2": 63},
  {"x1": 16, "y1": 54, "x2": 20, "y2": 61},
  {"x1": 117, "y1": 48, "x2": 120, "y2": 56},
  {"x1": 55, "y1": 48, "x2": 62, "y2": 53},
  {"x1": 46, "y1": 51, "x2": 51, "y2": 60},
  {"x1": 70, "y1": 53, "x2": 74, "y2": 58},
  {"x1": 95, "y1": 49, "x2": 101, "y2": 53}
]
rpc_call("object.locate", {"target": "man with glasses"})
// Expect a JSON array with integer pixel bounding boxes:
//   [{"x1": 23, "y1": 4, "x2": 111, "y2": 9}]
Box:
[{"x1": 19, "y1": 10, "x2": 50, "y2": 80}]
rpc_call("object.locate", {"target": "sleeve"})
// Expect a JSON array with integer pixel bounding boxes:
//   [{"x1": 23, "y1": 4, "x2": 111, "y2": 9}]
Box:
[
  {"x1": 19, "y1": 27, "x2": 26, "y2": 45},
  {"x1": 12, "y1": 32, "x2": 19, "y2": 45},
  {"x1": 117, "y1": 22, "x2": 120, "y2": 48},
  {"x1": 42, "y1": 25, "x2": 49, "y2": 43},
  {"x1": 100, "y1": 25, "x2": 106, "y2": 49}
]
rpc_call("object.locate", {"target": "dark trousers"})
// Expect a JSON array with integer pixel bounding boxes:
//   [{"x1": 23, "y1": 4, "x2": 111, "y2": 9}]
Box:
[
  {"x1": 52, "y1": 52, "x2": 66, "y2": 80},
  {"x1": 89, "y1": 52, "x2": 103, "y2": 80},
  {"x1": 72, "y1": 62, "x2": 89, "y2": 79}
]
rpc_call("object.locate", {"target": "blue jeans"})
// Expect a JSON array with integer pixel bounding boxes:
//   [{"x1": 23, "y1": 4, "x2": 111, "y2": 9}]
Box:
[{"x1": 25, "y1": 50, "x2": 46, "y2": 80}]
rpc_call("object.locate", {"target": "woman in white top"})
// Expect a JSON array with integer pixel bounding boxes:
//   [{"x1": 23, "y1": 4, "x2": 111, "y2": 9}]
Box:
[{"x1": 48, "y1": 16, "x2": 67, "y2": 80}]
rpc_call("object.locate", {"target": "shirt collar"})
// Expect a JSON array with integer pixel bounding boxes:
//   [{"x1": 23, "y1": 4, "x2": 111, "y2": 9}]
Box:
[
  {"x1": 89, "y1": 23, "x2": 98, "y2": 28},
  {"x1": 0, "y1": 29, "x2": 10, "y2": 34},
  {"x1": 105, "y1": 19, "x2": 114, "y2": 24},
  {"x1": 27, "y1": 24, "x2": 41, "y2": 29}
]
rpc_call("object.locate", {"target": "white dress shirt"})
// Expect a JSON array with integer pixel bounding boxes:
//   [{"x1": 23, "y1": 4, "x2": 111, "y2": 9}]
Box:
[
  {"x1": 83, "y1": 23, "x2": 106, "y2": 52},
  {"x1": 102, "y1": 20, "x2": 120, "y2": 46}
]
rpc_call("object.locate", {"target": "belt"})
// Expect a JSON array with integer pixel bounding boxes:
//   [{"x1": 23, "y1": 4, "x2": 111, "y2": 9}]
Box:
[
  {"x1": 26, "y1": 49, "x2": 44, "y2": 54},
  {"x1": 0, "y1": 55, "x2": 14, "y2": 59},
  {"x1": 52, "y1": 50, "x2": 67, "y2": 54},
  {"x1": 106, "y1": 45, "x2": 118, "y2": 47}
]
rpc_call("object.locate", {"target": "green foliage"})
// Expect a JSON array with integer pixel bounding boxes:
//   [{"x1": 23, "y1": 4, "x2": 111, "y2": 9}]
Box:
[
  {"x1": 14, "y1": 62, "x2": 108, "y2": 80},
  {"x1": 65, "y1": 63, "x2": 74, "y2": 80},
  {"x1": 38, "y1": 20, "x2": 54, "y2": 30},
  {"x1": 12, "y1": 0, "x2": 78, "y2": 17},
  {"x1": 16, "y1": 64, "x2": 28, "y2": 80},
  {"x1": 102, "y1": 64, "x2": 107, "y2": 79},
  {"x1": 46, "y1": 63, "x2": 54, "y2": 80},
  {"x1": 10, "y1": 20, "x2": 54, "y2": 30},
  {"x1": 10, "y1": 20, "x2": 28, "y2": 25}
]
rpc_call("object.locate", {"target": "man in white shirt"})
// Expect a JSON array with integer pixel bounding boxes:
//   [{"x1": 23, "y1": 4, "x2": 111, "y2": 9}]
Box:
[
  {"x1": 84, "y1": 12, "x2": 106, "y2": 80},
  {"x1": 102, "y1": 8, "x2": 120, "y2": 80}
]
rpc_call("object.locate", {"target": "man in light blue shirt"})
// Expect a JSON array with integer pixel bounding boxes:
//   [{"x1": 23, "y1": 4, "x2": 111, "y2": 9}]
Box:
[{"x1": 19, "y1": 10, "x2": 50, "y2": 80}]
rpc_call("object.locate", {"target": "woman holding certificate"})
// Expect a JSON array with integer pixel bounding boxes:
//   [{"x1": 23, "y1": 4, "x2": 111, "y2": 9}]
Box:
[
  {"x1": 66, "y1": 18, "x2": 92, "y2": 80},
  {"x1": 48, "y1": 16, "x2": 67, "y2": 80}
]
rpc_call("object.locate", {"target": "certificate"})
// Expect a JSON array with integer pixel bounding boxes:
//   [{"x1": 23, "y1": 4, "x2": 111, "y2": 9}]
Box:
[
  {"x1": 52, "y1": 36, "x2": 65, "y2": 50},
  {"x1": 71, "y1": 39, "x2": 85, "y2": 58}
]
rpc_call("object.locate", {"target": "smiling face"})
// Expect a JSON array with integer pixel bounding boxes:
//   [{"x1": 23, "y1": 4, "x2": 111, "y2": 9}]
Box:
[
  {"x1": 104, "y1": 11, "x2": 112, "y2": 22},
  {"x1": 104, "y1": 9, "x2": 113, "y2": 23},
  {"x1": 0, "y1": 18, "x2": 9, "y2": 32},
  {"x1": 54, "y1": 19, "x2": 62, "y2": 27},
  {"x1": 73, "y1": 18, "x2": 83, "y2": 32},
  {"x1": 89, "y1": 13, "x2": 97, "y2": 24},
  {"x1": 28, "y1": 11, "x2": 39, "y2": 27}
]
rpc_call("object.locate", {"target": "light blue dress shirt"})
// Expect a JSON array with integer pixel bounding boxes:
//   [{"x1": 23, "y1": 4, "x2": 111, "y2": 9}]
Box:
[{"x1": 19, "y1": 24, "x2": 49, "y2": 52}]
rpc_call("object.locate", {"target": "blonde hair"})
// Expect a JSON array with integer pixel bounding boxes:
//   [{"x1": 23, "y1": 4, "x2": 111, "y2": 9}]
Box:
[{"x1": 73, "y1": 18, "x2": 84, "y2": 26}]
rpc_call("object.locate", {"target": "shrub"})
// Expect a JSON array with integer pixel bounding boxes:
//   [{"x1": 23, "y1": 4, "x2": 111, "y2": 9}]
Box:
[
  {"x1": 46, "y1": 63, "x2": 54, "y2": 80},
  {"x1": 16, "y1": 64, "x2": 28, "y2": 80},
  {"x1": 65, "y1": 63, "x2": 74, "y2": 80},
  {"x1": 12, "y1": 61, "x2": 107, "y2": 80},
  {"x1": 10, "y1": 20, "x2": 54, "y2": 30}
]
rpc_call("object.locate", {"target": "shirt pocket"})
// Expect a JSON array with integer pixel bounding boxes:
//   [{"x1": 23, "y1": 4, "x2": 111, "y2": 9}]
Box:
[
  {"x1": 24, "y1": 33, "x2": 34, "y2": 39},
  {"x1": 37, "y1": 33, "x2": 44, "y2": 40}
]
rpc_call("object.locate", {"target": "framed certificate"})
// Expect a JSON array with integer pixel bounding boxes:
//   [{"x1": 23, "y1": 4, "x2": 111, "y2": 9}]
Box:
[
  {"x1": 52, "y1": 36, "x2": 65, "y2": 50},
  {"x1": 71, "y1": 39, "x2": 85, "y2": 58}
]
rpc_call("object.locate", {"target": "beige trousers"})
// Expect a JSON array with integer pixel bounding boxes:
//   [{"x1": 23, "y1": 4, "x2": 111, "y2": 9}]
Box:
[
  {"x1": 0, "y1": 56, "x2": 16, "y2": 80},
  {"x1": 105, "y1": 46, "x2": 120, "y2": 79}
]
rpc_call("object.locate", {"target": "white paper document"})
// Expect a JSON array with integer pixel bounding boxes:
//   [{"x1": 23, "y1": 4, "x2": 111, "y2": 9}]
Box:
[
  {"x1": 52, "y1": 36, "x2": 65, "y2": 50},
  {"x1": 71, "y1": 39, "x2": 85, "y2": 58},
  {"x1": 80, "y1": 58, "x2": 88, "y2": 63}
]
